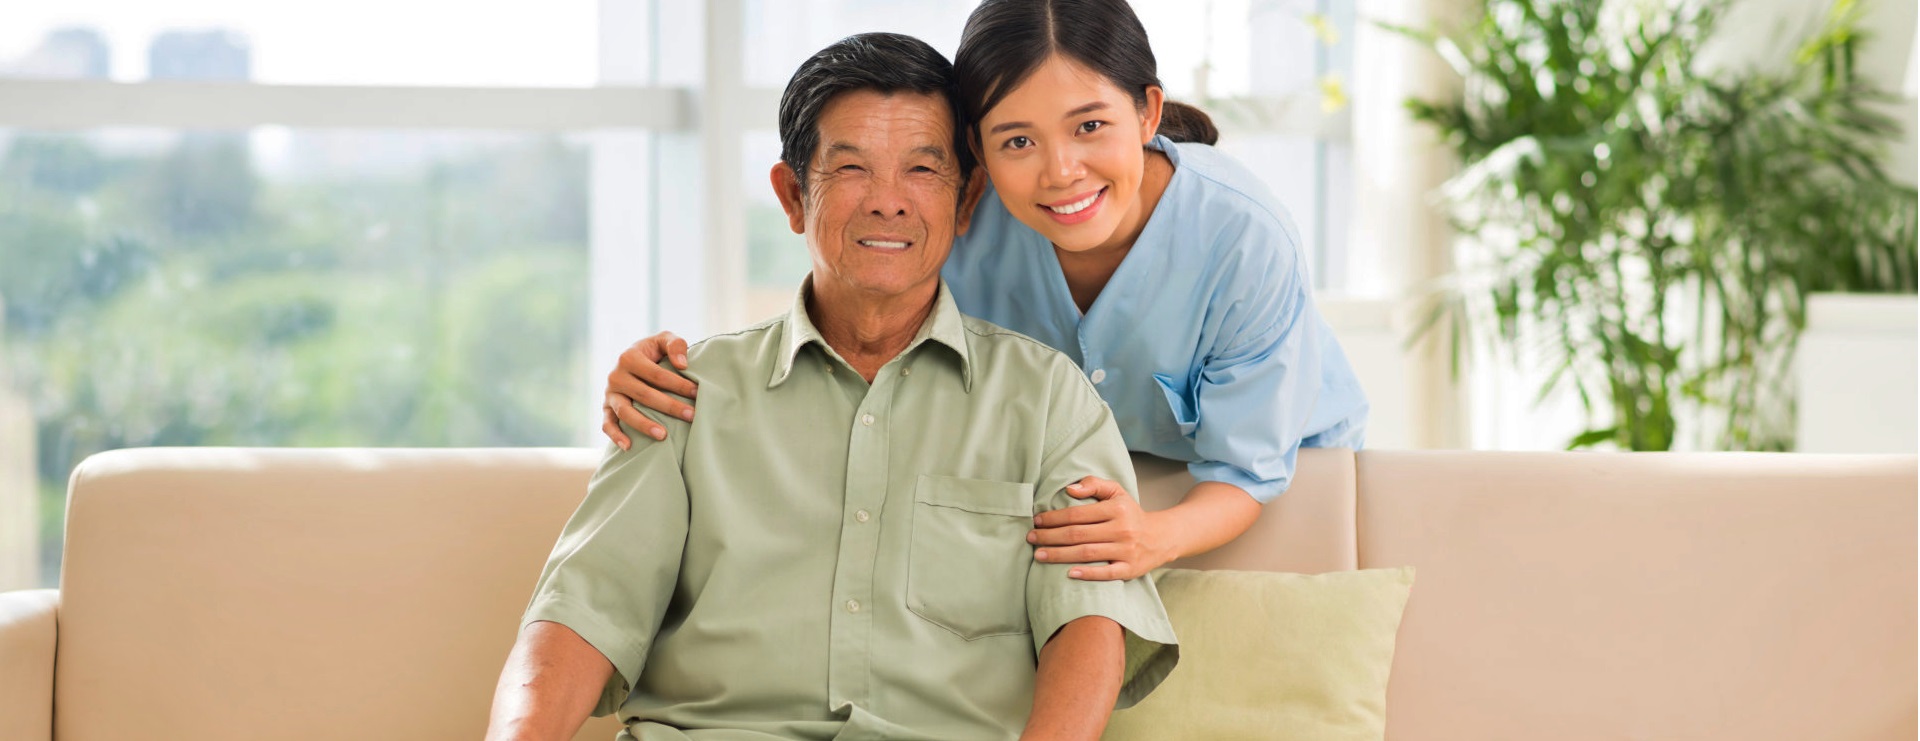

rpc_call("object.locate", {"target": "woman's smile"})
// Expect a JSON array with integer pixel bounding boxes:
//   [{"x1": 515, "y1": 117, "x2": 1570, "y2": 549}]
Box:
[{"x1": 1041, "y1": 186, "x2": 1107, "y2": 225}]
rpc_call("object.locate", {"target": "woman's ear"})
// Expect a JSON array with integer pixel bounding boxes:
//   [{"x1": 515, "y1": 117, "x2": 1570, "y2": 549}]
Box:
[
  {"x1": 770, "y1": 161, "x2": 806, "y2": 234},
  {"x1": 1140, "y1": 85, "x2": 1166, "y2": 144}
]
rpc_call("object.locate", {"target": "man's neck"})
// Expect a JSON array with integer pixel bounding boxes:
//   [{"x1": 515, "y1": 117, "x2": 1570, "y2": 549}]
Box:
[{"x1": 807, "y1": 281, "x2": 938, "y2": 382}]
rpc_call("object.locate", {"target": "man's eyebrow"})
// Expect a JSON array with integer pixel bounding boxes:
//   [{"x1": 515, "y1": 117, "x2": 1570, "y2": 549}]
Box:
[
  {"x1": 986, "y1": 101, "x2": 1111, "y2": 136},
  {"x1": 824, "y1": 142, "x2": 861, "y2": 156}
]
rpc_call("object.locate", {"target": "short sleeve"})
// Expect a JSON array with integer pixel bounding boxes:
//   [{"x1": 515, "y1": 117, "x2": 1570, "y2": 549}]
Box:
[
  {"x1": 1186, "y1": 241, "x2": 1326, "y2": 504},
  {"x1": 521, "y1": 415, "x2": 691, "y2": 717},
  {"x1": 1024, "y1": 365, "x2": 1179, "y2": 709}
]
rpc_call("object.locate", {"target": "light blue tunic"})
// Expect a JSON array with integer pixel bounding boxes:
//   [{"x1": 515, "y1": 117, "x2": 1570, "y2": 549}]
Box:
[{"x1": 942, "y1": 135, "x2": 1368, "y2": 503}]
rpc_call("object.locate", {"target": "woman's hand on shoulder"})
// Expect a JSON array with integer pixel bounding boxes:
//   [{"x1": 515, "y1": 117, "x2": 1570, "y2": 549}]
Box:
[
  {"x1": 601, "y1": 331, "x2": 699, "y2": 450},
  {"x1": 1028, "y1": 476, "x2": 1178, "y2": 581}
]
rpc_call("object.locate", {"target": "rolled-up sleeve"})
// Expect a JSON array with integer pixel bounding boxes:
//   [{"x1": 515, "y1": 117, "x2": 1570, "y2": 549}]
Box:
[
  {"x1": 1186, "y1": 245, "x2": 1327, "y2": 504},
  {"x1": 521, "y1": 416, "x2": 690, "y2": 717},
  {"x1": 1025, "y1": 368, "x2": 1179, "y2": 709}
]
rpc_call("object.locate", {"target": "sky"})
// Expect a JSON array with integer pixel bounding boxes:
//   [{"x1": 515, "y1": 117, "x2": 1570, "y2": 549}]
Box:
[
  {"x1": 0, "y1": 0, "x2": 599, "y2": 86},
  {"x1": 0, "y1": 0, "x2": 1285, "y2": 98}
]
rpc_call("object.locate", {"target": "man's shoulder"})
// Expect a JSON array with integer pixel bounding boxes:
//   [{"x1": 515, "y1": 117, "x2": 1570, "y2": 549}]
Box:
[
  {"x1": 959, "y1": 314, "x2": 1099, "y2": 401},
  {"x1": 682, "y1": 315, "x2": 787, "y2": 381}
]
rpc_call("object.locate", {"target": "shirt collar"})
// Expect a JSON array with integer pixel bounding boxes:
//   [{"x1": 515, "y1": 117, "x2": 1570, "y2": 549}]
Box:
[{"x1": 769, "y1": 276, "x2": 973, "y2": 391}]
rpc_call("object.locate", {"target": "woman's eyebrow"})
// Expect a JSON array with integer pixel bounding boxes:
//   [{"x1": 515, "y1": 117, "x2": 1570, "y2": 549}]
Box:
[
  {"x1": 1062, "y1": 101, "x2": 1108, "y2": 118},
  {"x1": 986, "y1": 101, "x2": 1111, "y2": 136}
]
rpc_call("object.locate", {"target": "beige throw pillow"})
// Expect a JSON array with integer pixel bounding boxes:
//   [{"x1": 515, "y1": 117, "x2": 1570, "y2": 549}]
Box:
[{"x1": 1104, "y1": 567, "x2": 1416, "y2": 741}]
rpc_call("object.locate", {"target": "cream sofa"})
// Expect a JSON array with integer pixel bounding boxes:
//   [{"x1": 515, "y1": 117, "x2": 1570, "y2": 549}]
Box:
[{"x1": 0, "y1": 447, "x2": 1912, "y2": 740}]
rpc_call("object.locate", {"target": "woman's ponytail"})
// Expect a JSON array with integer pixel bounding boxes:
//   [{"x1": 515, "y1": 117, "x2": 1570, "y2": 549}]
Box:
[{"x1": 1158, "y1": 100, "x2": 1219, "y2": 145}]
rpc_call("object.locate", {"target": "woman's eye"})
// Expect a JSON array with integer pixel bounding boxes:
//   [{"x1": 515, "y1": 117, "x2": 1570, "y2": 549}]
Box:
[
  {"x1": 837, "y1": 164, "x2": 864, "y2": 173},
  {"x1": 1005, "y1": 136, "x2": 1032, "y2": 150},
  {"x1": 1078, "y1": 120, "x2": 1105, "y2": 135}
]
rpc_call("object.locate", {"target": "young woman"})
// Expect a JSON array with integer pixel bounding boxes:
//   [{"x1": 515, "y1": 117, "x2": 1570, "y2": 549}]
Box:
[{"x1": 600, "y1": 0, "x2": 1368, "y2": 581}]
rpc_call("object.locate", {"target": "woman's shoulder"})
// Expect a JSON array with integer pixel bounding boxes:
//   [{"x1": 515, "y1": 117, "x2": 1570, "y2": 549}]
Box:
[
  {"x1": 1157, "y1": 140, "x2": 1305, "y2": 277},
  {"x1": 1162, "y1": 139, "x2": 1300, "y2": 243}
]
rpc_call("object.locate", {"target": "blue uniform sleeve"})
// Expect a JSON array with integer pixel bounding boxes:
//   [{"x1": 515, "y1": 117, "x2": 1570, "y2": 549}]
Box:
[{"x1": 1183, "y1": 241, "x2": 1326, "y2": 504}]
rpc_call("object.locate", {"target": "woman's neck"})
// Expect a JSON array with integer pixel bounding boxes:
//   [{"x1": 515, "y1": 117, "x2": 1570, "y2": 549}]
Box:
[{"x1": 1054, "y1": 147, "x2": 1175, "y2": 314}]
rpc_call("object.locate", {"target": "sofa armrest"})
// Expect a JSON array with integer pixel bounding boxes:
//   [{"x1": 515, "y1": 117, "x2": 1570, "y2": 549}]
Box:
[{"x1": 0, "y1": 589, "x2": 57, "y2": 741}]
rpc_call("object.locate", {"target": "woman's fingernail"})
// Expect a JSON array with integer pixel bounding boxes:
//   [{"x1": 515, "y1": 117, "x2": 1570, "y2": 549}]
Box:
[
  {"x1": 1035, "y1": 550, "x2": 1049, "y2": 561},
  {"x1": 1026, "y1": 532, "x2": 1038, "y2": 543},
  {"x1": 675, "y1": 354, "x2": 688, "y2": 366},
  {"x1": 680, "y1": 409, "x2": 694, "y2": 421},
  {"x1": 619, "y1": 440, "x2": 630, "y2": 451},
  {"x1": 650, "y1": 427, "x2": 665, "y2": 440},
  {"x1": 1069, "y1": 569, "x2": 1083, "y2": 578}
]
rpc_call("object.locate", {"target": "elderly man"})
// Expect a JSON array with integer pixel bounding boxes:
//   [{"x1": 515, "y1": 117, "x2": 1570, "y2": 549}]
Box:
[{"x1": 483, "y1": 33, "x2": 1177, "y2": 741}]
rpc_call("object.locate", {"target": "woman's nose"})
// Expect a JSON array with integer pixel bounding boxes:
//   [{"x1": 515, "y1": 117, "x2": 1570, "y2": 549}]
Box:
[{"x1": 1043, "y1": 146, "x2": 1085, "y2": 188}]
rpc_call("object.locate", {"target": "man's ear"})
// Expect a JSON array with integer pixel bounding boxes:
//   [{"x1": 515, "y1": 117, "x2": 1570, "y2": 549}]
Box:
[
  {"x1": 770, "y1": 161, "x2": 806, "y2": 234},
  {"x1": 955, "y1": 166, "x2": 989, "y2": 236},
  {"x1": 1140, "y1": 85, "x2": 1166, "y2": 144}
]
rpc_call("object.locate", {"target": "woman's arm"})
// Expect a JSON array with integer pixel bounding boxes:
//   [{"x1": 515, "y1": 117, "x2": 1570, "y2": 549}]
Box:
[
  {"x1": 1029, "y1": 477, "x2": 1259, "y2": 580},
  {"x1": 601, "y1": 332, "x2": 700, "y2": 449}
]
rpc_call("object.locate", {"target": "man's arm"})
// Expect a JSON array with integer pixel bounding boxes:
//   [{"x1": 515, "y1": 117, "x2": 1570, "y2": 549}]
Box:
[
  {"x1": 1020, "y1": 616, "x2": 1124, "y2": 741},
  {"x1": 484, "y1": 620, "x2": 616, "y2": 741}
]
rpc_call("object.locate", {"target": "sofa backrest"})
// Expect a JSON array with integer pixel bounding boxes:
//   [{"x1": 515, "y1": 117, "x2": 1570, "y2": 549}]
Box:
[
  {"x1": 57, "y1": 447, "x2": 626, "y2": 741},
  {"x1": 1133, "y1": 449, "x2": 1358, "y2": 573},
  {"x1": 1358, "y1": 451, "x2": 1918, "y2": 741}
]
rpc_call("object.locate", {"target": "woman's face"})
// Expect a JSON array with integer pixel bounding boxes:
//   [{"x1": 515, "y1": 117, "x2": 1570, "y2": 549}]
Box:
[{"x1": 975, "y1": 54, "x2": 1163, "y2": 255}]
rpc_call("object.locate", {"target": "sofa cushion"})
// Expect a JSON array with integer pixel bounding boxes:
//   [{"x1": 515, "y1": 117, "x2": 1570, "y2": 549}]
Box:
[
  {"x1": 56, "y1": 447, "x2": 626, "y2": 741},
  {"x1": 1103, "y1": 567, "x2": 1415, "y2": 741},
  {"x1": 1357, "y1": 451, "x2": 1918, "y2": 741}
]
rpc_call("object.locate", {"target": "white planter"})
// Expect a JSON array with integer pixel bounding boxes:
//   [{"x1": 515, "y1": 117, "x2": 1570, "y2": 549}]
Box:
[{"x1": 1794, "y1": 293, "x2": 1917, "y2": 454}]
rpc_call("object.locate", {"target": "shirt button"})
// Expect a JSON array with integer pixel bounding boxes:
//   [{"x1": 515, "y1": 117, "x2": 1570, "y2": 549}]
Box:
[
  {"x1": 901, "y1": 367, "x2": 912, "y2": 376},
  {"x1": 854, "y1": 509, "x2": 870, "y2": 523},
  {"x1": 1090, "y1": 368, "x2": 1107, "y2": 384},
  {"x1": 846, "y1": 599, "x2": 862, "y2": 613},
  {"x1": 861, "y1": 413, "x2": 875, "y2": 426},
  {"x1": 825, "y1": 364, "x2": 834, "y2": 374}
]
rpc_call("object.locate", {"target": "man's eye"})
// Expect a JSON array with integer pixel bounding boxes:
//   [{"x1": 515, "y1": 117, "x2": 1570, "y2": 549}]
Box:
[
  {"x1": 1078, "y1": 121, "x2": 1105, "y2": 135},
  {"x1": 911, "y1": 165, "x2": 936, "y2": 173},
  {"x1": 1004, "y1": 136, "x2": 1032, "y2": 150}
]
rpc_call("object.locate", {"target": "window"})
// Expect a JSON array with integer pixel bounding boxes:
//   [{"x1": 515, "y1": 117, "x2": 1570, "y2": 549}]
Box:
[{"x1": 0, "y1": 0, "x2": 1359, "y2": 590}]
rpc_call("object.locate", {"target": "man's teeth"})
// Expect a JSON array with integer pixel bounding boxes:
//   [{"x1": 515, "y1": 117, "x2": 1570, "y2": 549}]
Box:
[
  {"x1": 1047, "y1": 190, "x2": 1101, "y2": 215},
  {"x1": 859, "y1": 240, "x2": 909, "y2": 249}
]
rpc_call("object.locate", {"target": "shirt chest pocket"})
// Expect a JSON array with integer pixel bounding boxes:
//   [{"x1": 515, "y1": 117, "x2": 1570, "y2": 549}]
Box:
[{"x1": 906, "y1": 475, "x2": 1035, "y2": 640}]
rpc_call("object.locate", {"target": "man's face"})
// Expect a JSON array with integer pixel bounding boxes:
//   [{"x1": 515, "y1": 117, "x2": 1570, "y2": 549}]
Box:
[{"x1": 772, "y1": 89, "x2": 983, "y2": 303}]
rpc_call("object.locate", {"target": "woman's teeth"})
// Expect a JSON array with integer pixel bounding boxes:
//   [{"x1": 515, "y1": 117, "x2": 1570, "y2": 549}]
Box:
[{"x1": 1047, "y1": 189, "x2": 1101, "y2": 215}]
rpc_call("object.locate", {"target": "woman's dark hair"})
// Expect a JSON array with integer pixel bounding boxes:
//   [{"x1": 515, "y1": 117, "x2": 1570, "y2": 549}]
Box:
[
  {"x1": 778, "y1": 32, "x2": 974, "y2": 195},
  {"x1": 954, "y1": 0, "x2": 1218, "y2": 147}
]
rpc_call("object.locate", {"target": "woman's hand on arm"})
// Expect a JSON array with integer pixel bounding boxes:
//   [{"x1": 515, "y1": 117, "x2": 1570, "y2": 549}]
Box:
[
  {"x1": 1030, "y1": 476, "x2": 1261, "y2": 580},
  {"x1": 600, "y1": 331, "x2": 699, "y2": 450}
]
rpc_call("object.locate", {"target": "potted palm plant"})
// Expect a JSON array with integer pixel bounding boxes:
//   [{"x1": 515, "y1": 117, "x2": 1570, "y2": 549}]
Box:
[{"x1": 1397, "y1": 0, "x2": 1916, "y2": 450}]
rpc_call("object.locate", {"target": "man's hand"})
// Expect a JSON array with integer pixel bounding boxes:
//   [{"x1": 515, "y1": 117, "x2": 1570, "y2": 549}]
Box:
[
  {"x1": 1029, "y1": 476, "x2": 1178, "y2": 580},
  {"x1": 484, "y1": 621, "x2": 616, "y2": 741},
  {"x1": 601, "y1": 331, "x2": 698, "y2": 450}
]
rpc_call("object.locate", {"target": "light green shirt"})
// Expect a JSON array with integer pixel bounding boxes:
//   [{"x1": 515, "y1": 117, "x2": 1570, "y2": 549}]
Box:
[{"x1": 522, "y1": 280, "x2": 1179, "y2": 741}]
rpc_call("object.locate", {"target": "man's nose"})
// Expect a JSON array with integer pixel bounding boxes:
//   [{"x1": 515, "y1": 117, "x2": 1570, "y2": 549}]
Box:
[{"x1": 864, "y1": 175, "x2": 911, "y2": 217}]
